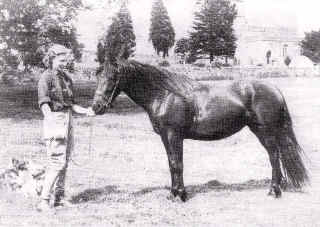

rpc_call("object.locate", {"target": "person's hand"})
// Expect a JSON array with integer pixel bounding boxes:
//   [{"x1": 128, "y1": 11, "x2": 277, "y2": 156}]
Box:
[{"x1": 86, "y1": 107, "x2": 95, "y2": 117}]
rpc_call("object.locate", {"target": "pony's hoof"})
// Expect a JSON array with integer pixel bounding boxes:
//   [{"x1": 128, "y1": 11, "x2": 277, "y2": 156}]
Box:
[
  {"x1": 178, "y1": 190, "x2": 187, "y2": 202},
  {"x1": 170, "y1": 189, "x2": 187, "y2": 202},
  {"x1": 280, "y1": 180, "x2": 288, "y2": 191},
  {"x1": 268, "y1": 185, "x2": 282, "y2": 198}
]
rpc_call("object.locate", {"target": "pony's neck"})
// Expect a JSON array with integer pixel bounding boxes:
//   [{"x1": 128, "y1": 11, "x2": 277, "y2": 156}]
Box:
[
  {"x1": 118, "y1": 60, "x2": 199, "y2": 111},
  {"x1": 122, "y1": 72, "x2": 165, "y2": 111}
]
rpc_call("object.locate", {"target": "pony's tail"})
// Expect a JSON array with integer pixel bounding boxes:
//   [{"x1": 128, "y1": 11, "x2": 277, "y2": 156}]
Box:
[{"x1": 278, "y1": 101, "x2": 309, "y2": 189}]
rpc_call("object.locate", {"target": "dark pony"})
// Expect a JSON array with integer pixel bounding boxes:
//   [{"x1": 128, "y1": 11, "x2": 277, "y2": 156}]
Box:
[{"x1": 92, "y1": 56, "x2": 309, "y2": 202}]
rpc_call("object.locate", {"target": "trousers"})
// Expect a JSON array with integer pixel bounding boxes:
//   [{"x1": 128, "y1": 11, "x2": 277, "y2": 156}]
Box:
[{"x1": 41, "y1": 109, "x2": 73, "y2": 202}]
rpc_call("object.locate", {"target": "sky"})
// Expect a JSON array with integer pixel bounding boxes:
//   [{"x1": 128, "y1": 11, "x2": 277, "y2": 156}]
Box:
[
  {"x1": 244, "y1": 0, "x2": 320, "y2": 32},
  {"x1": 76, "y1": 0, "x2": 320, "y2": 53}
]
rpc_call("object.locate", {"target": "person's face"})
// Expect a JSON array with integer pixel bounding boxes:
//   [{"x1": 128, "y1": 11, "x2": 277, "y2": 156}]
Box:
[{"x1": 52, "y1": 50, "x2": 74, "y2": 71}]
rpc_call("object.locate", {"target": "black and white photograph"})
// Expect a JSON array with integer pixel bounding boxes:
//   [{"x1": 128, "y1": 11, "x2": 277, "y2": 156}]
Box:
[{"x1": 0, "y1": 0, "x2": 319, "y2": 226}]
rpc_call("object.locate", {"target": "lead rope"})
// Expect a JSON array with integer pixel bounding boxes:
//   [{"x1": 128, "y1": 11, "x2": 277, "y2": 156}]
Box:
[
  {"x1": 87, "y1": 79, "x2": 119, "y2": 188},
  {"x1": 89, "y1": 77, "x2": 119, "y2": 188},
  {"x1": 88, "y1": 115, "x2": 93, "y2": 157},
  {"x1": 70, "y1": 112, "x2": 94, "y2": 168},
  {"x1": 70, "y1": 115, "x2": 96, "y2": 187},
  {"x1": 71, "y1": 78, "x2": 120, "y2": 186},
  {"x1": 86, "y1": 76, "x2": 118, "y2": 187},
  {"x1": 88, "y1": 115, "x2": 96, "y2": 188}
]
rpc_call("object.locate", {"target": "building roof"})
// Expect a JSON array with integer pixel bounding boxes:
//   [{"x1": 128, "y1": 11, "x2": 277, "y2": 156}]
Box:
[{"x1": 290, "y1": 56, "x2": 314, "y2": 67}]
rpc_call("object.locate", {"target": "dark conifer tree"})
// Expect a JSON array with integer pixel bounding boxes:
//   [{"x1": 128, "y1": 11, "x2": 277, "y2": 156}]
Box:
[
  {"x1": 149, "y1": 0, "x2": 175, "y2": 58},
  {"x1": 300, "y1": 30, "x2": 320, "y2": 63},
  {"x1": 174, "y1": 38, "x2": 191, "y2": 63},
  {"x1": 96, "y1": 40, "x2": 106, "y2": 65},
  {"x1": 190, "y1": 0, "x2": 237, "y2": 63},
  {"x1": 101, "y1": 2, "x2": 136, "y2": 63}
]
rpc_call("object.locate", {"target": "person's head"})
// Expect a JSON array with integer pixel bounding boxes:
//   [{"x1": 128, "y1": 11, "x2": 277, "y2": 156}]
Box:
[{"x1": 44, "y1": 44, "x2": 74, "y2": 71}]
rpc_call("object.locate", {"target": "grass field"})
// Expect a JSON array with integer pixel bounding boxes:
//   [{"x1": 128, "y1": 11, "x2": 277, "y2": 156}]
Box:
[{"x1": 0, "y1": 77, "x2": 319, "y2": 226}]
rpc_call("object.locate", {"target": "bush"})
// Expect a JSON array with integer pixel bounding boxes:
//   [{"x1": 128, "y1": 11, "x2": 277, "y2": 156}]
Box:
[
  {"x1": 221, "y1": 63, "x2": 232, "y2": 67},
  {"x1": 186, "y1": 54, "x2": 197, "y2": 64},
  {"x1": 192, "y1": 62, "x2": 206, "y2": 68},
  {"x1": 284, "y1": 56, "x2": 291, "y2": 66},
  {"x1": 158, "y1": 60, "x2": 170, "y2": 67},
  {"x1": 1, "y1": 70, "x2": 23, "y2": 85}
]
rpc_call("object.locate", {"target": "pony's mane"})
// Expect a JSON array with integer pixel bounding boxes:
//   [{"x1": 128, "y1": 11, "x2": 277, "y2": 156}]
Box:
[{"x1": 117, "y1": 60, "x2": 201, "y2": 99}]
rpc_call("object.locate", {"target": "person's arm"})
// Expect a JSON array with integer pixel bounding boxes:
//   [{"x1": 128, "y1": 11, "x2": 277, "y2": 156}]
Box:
[
  {"x1": 65, "y1": 74, "x2": 95, "y2": 116},
  {"x1": 38, "y1": 72, "x2": 52, "y2": 117},
  {"x1": 72, "y1": 104, "x2": 95, "y2": 116},
  {"x1": 41, "y1": 103, "x2": 53, "y2": 118}
]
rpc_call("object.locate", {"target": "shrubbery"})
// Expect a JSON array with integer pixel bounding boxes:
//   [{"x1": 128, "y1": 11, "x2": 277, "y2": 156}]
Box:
[{"x1": 158, "y1": 60, "x2": 170, "y2": 67}]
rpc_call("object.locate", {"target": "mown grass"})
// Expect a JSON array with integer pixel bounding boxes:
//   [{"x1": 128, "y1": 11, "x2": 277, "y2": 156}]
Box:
[{"x1": 0, "y1": 74, "x2": 319, "y2": 226}]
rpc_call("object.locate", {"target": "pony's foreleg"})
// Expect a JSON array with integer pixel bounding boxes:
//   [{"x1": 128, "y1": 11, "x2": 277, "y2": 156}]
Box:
[{"x1": 160, "y1": 128, "x2": 187, "y2": 202}]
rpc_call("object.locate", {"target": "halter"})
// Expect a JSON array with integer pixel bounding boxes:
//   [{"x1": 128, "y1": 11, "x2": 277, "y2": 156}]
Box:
[
  {"x1": 105, "y1": 77, "x2": 120, "y2": 108},
  {"x1": 95, "y1": 77, "x2": 121, "y2": 109}
]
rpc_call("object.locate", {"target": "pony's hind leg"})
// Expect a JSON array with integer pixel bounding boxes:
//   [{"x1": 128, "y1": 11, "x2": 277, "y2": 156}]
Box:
[
  {"x1": 250, "y1": 127, "x2": 283, "y2": 198},
  {"x1": 248, "y1": 84, "x2": 308, "y2": 196}
]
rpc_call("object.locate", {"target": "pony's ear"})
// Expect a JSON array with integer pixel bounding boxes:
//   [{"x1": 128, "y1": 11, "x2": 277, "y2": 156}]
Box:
[
  {"x1": 18, "y1": 160, "x2": 28, "y2": 170},
  {"x1": 115, "y1": 45, "x2": 126, "y2": 65},
  {"x1": 12, "y1": 158, "x2": 18, "y2": 167}
]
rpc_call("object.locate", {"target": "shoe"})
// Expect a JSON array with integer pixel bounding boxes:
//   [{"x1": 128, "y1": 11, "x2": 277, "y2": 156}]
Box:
[
  {"x1": 54, "y1": 198, "x2": 73, "y2": 208},
  {"x1": 36, "y1": 199, "x2": 52, "y2": 212},
  {"x1": 36, "y1": 185, "x2": 43, "y2": 196}
]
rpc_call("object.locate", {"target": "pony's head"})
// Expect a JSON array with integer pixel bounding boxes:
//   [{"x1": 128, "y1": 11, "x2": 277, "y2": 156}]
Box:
[{"x1": 92, "y1": 46, "x2": 126, "y2": 115}]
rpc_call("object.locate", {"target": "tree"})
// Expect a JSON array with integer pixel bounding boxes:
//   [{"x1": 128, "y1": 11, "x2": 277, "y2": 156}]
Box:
[
  {"x1": 174, "y1": 38, "x2": 191, "y2": 63},
  {"x1": 149, "y1": 0, "x2": 175, "y2": 58},
  {"x1": 190, "y1": 0, "x2": 237, "y2": 63},
  {"x1": 284, "y1": 56, "x2": 291, "y2": 66},
  {"x1": 0, "y1": 0, "x2": 85, "y2": 71},
  {"x1": 300, "y1": 30, "x2": 320, "y2": 63},
  {"x1": 96, "y1": 40, "x2": 106, "y2": 65},
  {"x1": 101, "y1": 2, "x2": 136, "y2": 64},
  {"x1": 174, "y1": 38, "x2": 190, "y2": 57}
]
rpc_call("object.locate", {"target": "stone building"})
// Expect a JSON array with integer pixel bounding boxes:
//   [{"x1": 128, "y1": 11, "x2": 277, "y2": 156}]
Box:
[{"x1": 232, "y1": 0, "x2": 302, "y2": 66}]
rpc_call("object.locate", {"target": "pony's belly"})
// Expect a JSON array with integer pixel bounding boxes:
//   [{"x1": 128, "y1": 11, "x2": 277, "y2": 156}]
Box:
[
  {"x1": 187, "y1": 87, "x2": 250, "y2": 140},
  {"x1": 187, "y1": 115, "x2": 247, "y2": 140}
]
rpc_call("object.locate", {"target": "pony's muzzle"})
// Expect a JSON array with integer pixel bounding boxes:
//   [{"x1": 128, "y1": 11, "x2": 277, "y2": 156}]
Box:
[{"x1": 92, "y1": 101, "x2": 107, "y2": 115}]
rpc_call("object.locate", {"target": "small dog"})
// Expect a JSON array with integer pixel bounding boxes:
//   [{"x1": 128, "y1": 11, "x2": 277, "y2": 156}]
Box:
[{"x1": 0, "y1": 158, "x2": 45, "y2": 197}]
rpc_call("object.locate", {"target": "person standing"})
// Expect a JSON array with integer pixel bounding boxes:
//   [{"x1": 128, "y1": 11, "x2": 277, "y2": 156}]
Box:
[{"x1": 37, "y1": 44, "x2": 95, "y2": 211}]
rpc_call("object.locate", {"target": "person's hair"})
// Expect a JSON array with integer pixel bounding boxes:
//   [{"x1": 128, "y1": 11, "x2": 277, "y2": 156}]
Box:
[{"x1": 42, "y1": 44, "x2": 71, "y2": 69}]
